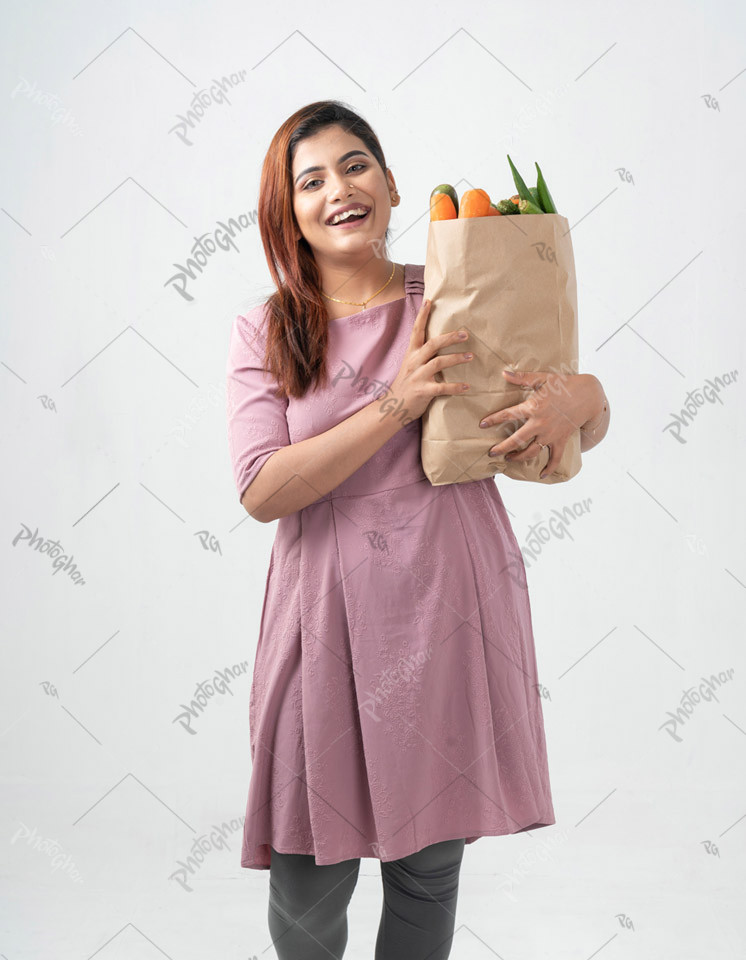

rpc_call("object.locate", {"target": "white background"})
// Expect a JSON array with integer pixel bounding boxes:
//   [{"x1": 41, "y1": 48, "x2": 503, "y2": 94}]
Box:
[{"x1": 1, "y1": 0, "x2": 745, "y2": 957}]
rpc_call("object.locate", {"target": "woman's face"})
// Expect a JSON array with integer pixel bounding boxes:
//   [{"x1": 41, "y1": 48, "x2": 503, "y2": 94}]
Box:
[{"x1": 291, "y1": 124, "x2": 395, "y2": 262}]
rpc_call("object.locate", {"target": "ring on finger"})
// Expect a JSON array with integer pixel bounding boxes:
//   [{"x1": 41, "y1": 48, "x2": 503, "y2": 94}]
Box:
[{"x1": 506, "y1": 437, "x2": 542, "y2": 459}]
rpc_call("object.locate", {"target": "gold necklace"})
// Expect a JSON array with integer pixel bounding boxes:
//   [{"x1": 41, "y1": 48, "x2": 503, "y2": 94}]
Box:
[{"x1": 321, "y1": 261, "x2": 397, "y2": 308}]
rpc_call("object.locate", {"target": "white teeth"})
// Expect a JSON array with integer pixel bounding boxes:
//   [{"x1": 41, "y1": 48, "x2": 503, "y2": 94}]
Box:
[{"x1": 328, "y1": 207, "x2": 368, "y2": 225}]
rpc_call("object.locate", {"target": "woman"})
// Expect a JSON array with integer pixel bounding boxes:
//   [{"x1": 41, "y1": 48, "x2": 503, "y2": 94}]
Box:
[{"x1": 225, "y1": 100, "x2": 610, "y2": 960}]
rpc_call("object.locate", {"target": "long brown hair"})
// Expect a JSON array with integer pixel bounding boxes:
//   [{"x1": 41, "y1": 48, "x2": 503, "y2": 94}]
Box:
[{"x1": 257, "y1": 100, "x2": 393, "y2": 399}]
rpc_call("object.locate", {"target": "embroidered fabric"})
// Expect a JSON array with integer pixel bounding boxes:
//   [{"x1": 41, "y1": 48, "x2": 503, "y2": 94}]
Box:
[{"x1": 225, "y1": 263, "x2": 555, "y2": 870}]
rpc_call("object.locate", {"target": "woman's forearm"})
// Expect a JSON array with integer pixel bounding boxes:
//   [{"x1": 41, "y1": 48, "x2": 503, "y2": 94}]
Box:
[
  {"x1": 579, "y1": 375, "x2": 610, "y2": 452},
  {"x1": 242, "y1": 393, "x2": 409, "y2": 522}
]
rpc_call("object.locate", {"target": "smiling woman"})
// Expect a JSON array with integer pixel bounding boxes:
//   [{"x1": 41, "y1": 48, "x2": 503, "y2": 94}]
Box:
[
  {"x1": 252, "y1": 104, "x2": 406, "y2": 398},
  {"x1": 325, "y1": 204, "x2": 371, "y2": 226},
  {"x1": 291, "y1": 124, "x2": 407, "y2": 312},
  {"x1": 227, "y1": 100, "x2": 557, "y2": 960}
]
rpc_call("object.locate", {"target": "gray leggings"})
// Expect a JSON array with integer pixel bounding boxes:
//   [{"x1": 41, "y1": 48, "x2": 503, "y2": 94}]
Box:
[{"x1": 267, "y1": 838, "x2": 466, "y2": 959}]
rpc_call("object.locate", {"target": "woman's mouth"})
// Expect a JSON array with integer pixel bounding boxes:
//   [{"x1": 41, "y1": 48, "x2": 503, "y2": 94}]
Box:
[{"x1": 326, "y1": 208, "x2": 371, "y2": 229}]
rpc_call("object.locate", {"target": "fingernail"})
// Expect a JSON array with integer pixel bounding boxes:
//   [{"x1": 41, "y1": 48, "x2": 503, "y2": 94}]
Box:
[
  {"x1": 479, "y1": 420, "x2": 488, "y2": 428},
  {"x1": 458, "y1": 331, "x2": 467, "y2": 339}
]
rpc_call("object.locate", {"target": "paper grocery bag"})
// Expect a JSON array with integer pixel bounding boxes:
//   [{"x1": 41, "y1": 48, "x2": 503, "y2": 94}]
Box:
[{"x1": 421, "y1": 213, "x2": 582, "y2": 486}]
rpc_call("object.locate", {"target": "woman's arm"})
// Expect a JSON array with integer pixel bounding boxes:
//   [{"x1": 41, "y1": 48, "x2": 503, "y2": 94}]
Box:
[
  {"x1": 579, "y1": 375, "x2": 610, "y2": 453},
  {"x1": 242, "y1": 393, "x2": 408, "y2": 522}
]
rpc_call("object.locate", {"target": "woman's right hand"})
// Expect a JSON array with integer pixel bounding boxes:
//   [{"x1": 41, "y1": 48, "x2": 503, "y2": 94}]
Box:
[{"x1": 388, "y1": 298, "x2": 473, "y2": 422}]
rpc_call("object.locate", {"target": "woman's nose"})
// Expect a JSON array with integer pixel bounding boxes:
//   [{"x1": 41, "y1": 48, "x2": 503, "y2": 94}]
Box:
[{"x1": 328, "y1": 176, "x2": 354, "y2": 202}]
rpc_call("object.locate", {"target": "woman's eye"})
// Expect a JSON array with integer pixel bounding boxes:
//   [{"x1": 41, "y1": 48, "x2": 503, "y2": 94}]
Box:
[{"x1": 302, "y1": 163, "x2": 366, "y2": 190}]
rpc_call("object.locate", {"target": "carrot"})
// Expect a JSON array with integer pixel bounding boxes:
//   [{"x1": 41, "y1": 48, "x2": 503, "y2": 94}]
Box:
[
  {"x1": 429, "y1": 191, "x2": 458, "y2": 220},
  {"x1": 458, "y1": 189, "x2": 492, "y2": 218}
]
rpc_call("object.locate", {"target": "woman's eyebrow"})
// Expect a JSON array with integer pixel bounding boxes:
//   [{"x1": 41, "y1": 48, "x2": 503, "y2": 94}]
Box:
[{"x1": 294, "y1": 150, "x2": 370, "y2": 184}]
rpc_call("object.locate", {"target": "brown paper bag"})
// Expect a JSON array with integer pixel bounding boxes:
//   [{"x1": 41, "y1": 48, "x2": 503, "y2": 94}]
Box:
[{"x1": 421, "y1": 212, "x2": 582, "y2": 486}]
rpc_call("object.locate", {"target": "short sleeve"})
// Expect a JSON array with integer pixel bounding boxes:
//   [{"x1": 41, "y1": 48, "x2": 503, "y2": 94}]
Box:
[{"x1": 225, "y1": 305, "x2": 291, "y2": 504}]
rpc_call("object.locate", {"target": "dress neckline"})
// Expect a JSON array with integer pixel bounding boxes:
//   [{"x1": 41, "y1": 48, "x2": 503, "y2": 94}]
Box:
[{"x1": 327, "y1": 263, "x2": 413, "y2": 322}]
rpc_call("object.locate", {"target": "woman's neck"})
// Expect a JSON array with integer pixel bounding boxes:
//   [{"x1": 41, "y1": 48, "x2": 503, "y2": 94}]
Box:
[{"x1": 322, "y1": 262, "x2": 405, "y2": 319}]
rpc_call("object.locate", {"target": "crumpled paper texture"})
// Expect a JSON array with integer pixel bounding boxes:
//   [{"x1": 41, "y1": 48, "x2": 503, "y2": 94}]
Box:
[{"x1": 421, "y1": 213, "x2": 582, "y2": 485}]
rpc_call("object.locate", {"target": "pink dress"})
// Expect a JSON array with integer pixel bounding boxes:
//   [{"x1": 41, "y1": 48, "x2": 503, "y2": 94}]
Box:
[{"x1": 225, "y1": 263, "x2": 555, "y2": 870}]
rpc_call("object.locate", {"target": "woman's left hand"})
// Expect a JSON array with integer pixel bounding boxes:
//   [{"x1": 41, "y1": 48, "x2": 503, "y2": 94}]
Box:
[{"x1": 479, "y1": 370, "x2": 602, "y2": 478}]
